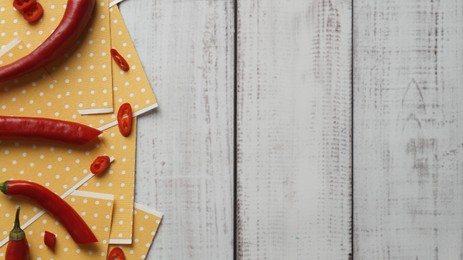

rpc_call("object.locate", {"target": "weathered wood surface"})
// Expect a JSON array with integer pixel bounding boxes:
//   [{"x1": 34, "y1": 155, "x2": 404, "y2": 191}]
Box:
[
  {"x1": 354, "y1": 0, "x2": 463, "y2": 259},
  {"x1": 120, "y1": 0, "x2": 235, "y2": 259},
  {"x1": 119, "y1": 0, "x2": 463, "y2": 258},
  {"x1": 237, "y1": 0, "x2": 352, "y2": 259}
]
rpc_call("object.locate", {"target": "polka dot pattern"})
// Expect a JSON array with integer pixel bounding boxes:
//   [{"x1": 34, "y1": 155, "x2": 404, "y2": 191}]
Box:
[
  {"x1": 0, "y1": 4, "x2": 157, "y2": 131},
  {"x1": 0, "y1": 42, "x2": 66, "y2": 119},
  {"x1": 80, "y1": 119, "x2": 138, "y2": 242},
  {"x1": 110, "y1": 5, "x2": 157, "y2": 109},
  {"x1": 0, "y1": 120, "x2": 137, "y2": 246},
  {"x1": 0, "y1": 192, "x2": 114, "y2": 259},
  {"x1": 0, "y1": 0, "x2": 113, "y2": 112},
  {"x1": 79, "y1": 5, "x2": 158, "y2": 128},
  {"x1": 108, "y1": 204, "x2": 162, "y2": 260},
  {"x1": 0, "y1": 0, "x2": 159, "y2": 254}
]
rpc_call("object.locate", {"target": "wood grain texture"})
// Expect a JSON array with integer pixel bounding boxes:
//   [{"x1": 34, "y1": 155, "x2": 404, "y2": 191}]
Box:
[
  {"x1": 354, "y1": 0, "x2": 463, "y2": 259},
  {"x1": 119, "y1": 0, "x2": 234, "y2": 259},
  {"x1": 237, "y1": 0, "x2": 352, "y2": 259}
]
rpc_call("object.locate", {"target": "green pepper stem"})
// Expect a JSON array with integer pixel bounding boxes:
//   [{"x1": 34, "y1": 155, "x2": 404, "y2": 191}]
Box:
[
  {"x1": 0, "y1": 181, "x2": 8, "y2": 195},
  {"x1": 14, "y1": 207, "x2": 20, "y2": 230},
  {"x1": 9, "y1": 207, "x2": 25, "y2": 241}
]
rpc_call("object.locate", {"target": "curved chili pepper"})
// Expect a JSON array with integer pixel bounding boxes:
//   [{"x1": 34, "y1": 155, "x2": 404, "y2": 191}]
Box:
[
  {"x1": 0, "y1": 0, "x2": 96, "y2": 81},
  {"x1": 0, "y1": 116, "x2": 102, "y2": 145},
  {"x1": 6, "y1": 207, "x2": 30, "y2": 260},
  {"x1": 0, "y1": 180, "x2": 98, "y2": 244}
]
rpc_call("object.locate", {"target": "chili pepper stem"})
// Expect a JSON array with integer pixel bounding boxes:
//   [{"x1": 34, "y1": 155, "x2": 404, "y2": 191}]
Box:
[
  {"x1": 3, "y1": 180, "x2": 98, "y2": 244},
  {"x1": 9, "y1": 207, "x2": 25, "y2": 240},
  {"x1": 0, "y1": 181, "x2": 8, "y2": 195}
]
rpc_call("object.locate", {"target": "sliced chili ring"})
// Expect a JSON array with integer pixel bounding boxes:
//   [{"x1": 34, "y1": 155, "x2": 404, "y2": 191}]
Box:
[
  {"x1": 90, "y1": 156, "x2": 111, "y2": 175},
  {"x1": 23, "y1": 2, "x2": 44, "y2": 23},
  {"x1": 108, "y1": 247, "x2": 126, "y2": 260},
  {"x1": 44, "y1": 231, "x2": 56, "y2": 251},
  {"x1": 117, "y1": 103, "x2": 133, "y2": 137},
  {"x1": 110, "y1": 49, "x2": 130, "y2": 71},
  {"x1": 13, "y1": 0, "x2": 37, "y2": 12}
]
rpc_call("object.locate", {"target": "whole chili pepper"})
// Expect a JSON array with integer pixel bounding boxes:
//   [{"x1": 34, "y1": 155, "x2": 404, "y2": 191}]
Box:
[
  {"x1": 6, "y1": 207, "x2": 30, "y2": 260},
  {"x1": 0, "y1": 180, "x2": 98, "y2": 244},
  {"x1": 0, "y1": 0, "x2": 96, "y2": 81},
  {"x1": 0, "y1": 116, "x2": 102, "y2": 145}
]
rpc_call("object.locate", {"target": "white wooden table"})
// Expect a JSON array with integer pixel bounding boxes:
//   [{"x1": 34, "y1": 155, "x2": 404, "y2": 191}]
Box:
[{"x1": 123, "y1": 0, "x2": 463, "y2": 259}]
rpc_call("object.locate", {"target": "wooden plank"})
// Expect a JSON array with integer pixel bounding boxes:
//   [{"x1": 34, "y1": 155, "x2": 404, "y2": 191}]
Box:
[
  {"x1": 237, "y1": 0, "x2": 352, "y2": 259},
  {"x1": 354, "y1": 0, "x2": 463, "y2": 259},
  {"x1": 119, "y1": 0, "x2": 234, "y2": 259}
]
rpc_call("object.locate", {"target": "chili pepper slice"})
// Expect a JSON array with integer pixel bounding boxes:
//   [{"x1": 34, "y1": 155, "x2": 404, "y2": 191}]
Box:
[
  {"x1": 23, "y1": 2, "x2": 44, "y2": 23},
  {"x1": 44, "y1": 231, "x2": 56, "y2": 251},
  {"x1": 0, "y1": 0, "x2": 96, "y2": 81},
  {"x1": 0, "y1": 180, "x2": 98, "y2": 244},
  {"x1": 117, "y1": 103, "x2": 133, "y2": 137},
  {"x1": 110, "y1": 49, "x2": 130, "y2": 71},
  {"x1": 0, "y1": 116, "x2": 102, "y2": 145},
  {"x1": 108, "y1": 247, "x2": 126, "y2": 260},
  {"x1": 13, "y1": 0, "x2": 36, "y2": 12},
  {"x1": 6, "y1": 207, "x2": 30, "y2": 260},
  {"x1": 91, "y1": 156, "x2": 111, "y2": 175}
]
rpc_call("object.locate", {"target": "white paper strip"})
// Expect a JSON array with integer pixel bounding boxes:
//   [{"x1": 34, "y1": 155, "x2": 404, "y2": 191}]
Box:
[
  {"x1": 71, "y1": 190, "x2": 115, "y2": 201},
  {"x1": 0, "y1": 38, "x2": 21, "y2": 58},
  {"x1": 135, "y1": 203, "x2": 163, "y2": 218},
  {"x1": 109, "y1": 0, "x2": 125, "y2": 8},
  {"x1": 78, "y1": 107, "x2": 114, "y2": 115},
  {"x1": 109, "y1": 238, "x2": 132, "y2": 245}
]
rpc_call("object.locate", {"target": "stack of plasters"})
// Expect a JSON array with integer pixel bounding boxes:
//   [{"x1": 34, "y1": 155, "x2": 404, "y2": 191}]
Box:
[{"x1": 0, "y1": 0, "x2": 161, "y2": 258}]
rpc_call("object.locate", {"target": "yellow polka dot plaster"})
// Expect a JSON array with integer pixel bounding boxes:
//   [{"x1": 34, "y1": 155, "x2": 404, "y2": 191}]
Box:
[
  {"x1": 80, "y1": 119, "x2": 138, "y2": 243},
  {"x1": 109, "y1": 5, "x2": 157, "y2": 116},
  {"x1": 0, "y1": 191, "x2": 114, "y2": 259},
  {"x1": 108, "y1": 203, "x2": 163, "y2": 259},
  {"x1": 79, "y1": 5, "x2": 158, "y2": 130}
]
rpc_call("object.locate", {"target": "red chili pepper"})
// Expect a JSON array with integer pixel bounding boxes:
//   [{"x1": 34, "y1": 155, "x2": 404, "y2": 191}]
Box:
[
  {"x1": 90, "y1": 155, "x2": 110, "y2": 175},
  {"x1": 6, "y1": 207, "x2": 30, "y2": 260},
  {"x1": 44, "y1": 231, "x2": 56, "y2": 251},
  {"x1": 117, "y1": 103, "x2": 133, "y2": 137},
  {"x1": 110, "y1": 49, "x2": 130, "y2": 71},
  {"x1": 13, "y1": 0, "x2": 36, "y2": 12},
  {"x1": 0, "y1": 180, "x2": 98, "y2": 244},
  {"x1": 108, "y1": 247, "x2": 126, "y2": 260},
  {"x1": 0, "y1": 116, "x2": 102, "y2": 145},
  {"x1": 23, "y1": 2, "x2": 44, "y2": 23},
  {"x1": 0, "y1": 0, "x2": 96, "y2": 81}
]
